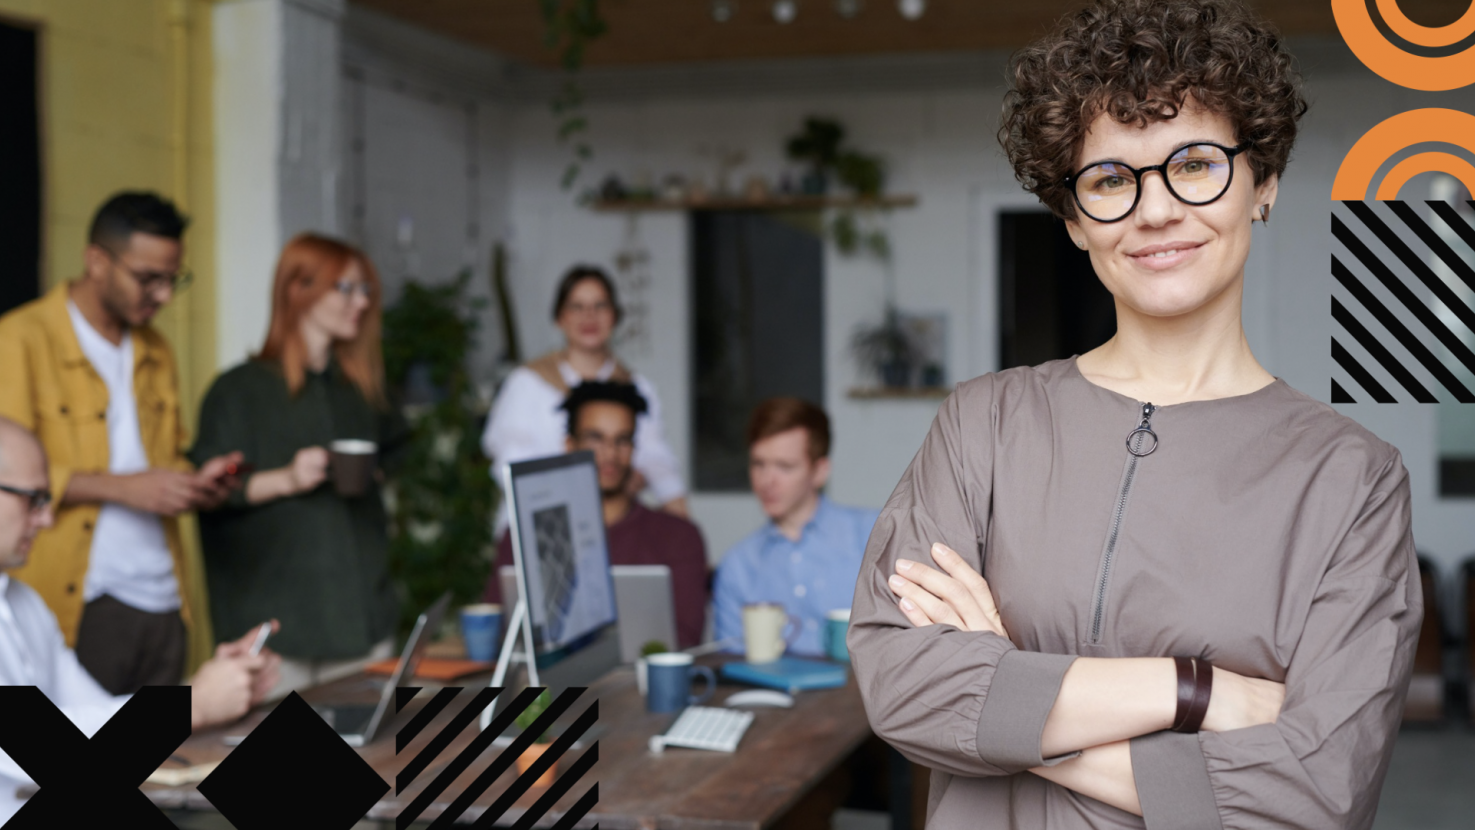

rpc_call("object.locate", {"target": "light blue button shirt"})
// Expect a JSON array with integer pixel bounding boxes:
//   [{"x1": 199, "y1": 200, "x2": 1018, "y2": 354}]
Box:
[{"x1": 713, "y1": 497, "x2": 881, "y2": 657}]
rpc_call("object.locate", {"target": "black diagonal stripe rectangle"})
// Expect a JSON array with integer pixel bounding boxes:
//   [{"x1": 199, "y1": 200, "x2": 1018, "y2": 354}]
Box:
[
  {"x1": 1347, "y1": 202, "x2": 1475, "y2": 336},
  {"x1": 1331, "y1": 378, "x2": 1356, "y2": 403},
  {"x1": 1333, "y1": 214, "x2": 1475, "y2": 381},
  {"x1": 468, "y1": 697, "x2": 598, "y2": 830},
  {"x1": 423, "y1": 687, "x2": 587, "y2": 829},
  {"x1": 511, "y1": 739, "x2": 599, "y2": 830},
  {"x1": 1429, "y1": 201, "x2": 1475, "y2": 262},
  {"x1": 548, "y1": 784, "x2": 598, "y2": 830},
  {"x1": 398, "y1": 687, "x2": 464, "y2": 754},
  {"x1": 399, "y1": 686, "x2": 543, "y2": 829},
  {"x1": 1332, "y1": 298, "x2": 1437, "y2": 402},
  {"x1": 1331, "y1": 253, "x2": 1475, "y2": 402},
  {"x1": 395, "y1": 686, "x2": 499, "y2": 810},
  {"x1": 1392, "y1": 201, "x2": 1475, "y2": 296},
  {"x1": 1332, "y1": 337, "x2": 1394, "y2": 402}
]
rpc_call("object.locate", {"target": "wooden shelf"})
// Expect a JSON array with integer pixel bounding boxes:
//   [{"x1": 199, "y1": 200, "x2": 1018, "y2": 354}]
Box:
[
  {"x1": 590, "y1": 194, "x2": 918, "y2": 212},
  {"x1": 848, "y1": 386, "x2": 951, "y2": 400}
]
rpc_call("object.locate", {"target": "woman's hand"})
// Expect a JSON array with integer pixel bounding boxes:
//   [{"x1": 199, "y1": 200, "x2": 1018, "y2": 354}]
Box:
[
  {"x1": 887, "y1": 542, "x2": 1009, "y2": 640},
  {"x1": 1202, "y1": 667, "x2": 1286, "y2": 732},
  {"x1": 287, "y1": 447, "x2": 329, "y2": 494}
]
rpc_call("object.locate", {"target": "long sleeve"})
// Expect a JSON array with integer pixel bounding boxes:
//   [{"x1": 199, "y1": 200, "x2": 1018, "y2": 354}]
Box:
[
  {"x1": 1131, "y1": 451, "x2": 1421, "y2": 830},
  {"x1": 630, "y1": 374, "x2": 686, "y2": 503},
  {"x1": 711, "y1": 550, "x2": 751, "y2": 652},
  {"x1": 0, "y1": 581, "x2": 128, "y2": 792},
  {"x1": 189, "y1": 372, "x2": 256, "y2": 510},
  {"x1": 666, "y1": 522, "x2": 709, "y2": 650},
  {"x1": 482, "y1": 369, "x2": 562, "y2": 483},
  {"x1": 847, "y1": 378, "x2": 1076, "y2": 777},
  {"x1": 0, "y1": 322, "x2": 73, "y2": 505}
]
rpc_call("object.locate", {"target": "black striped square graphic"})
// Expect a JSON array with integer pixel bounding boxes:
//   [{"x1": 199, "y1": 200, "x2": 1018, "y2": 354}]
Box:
[
  {"x1": 1331, "y1": 200, "x2": 1475, "y2": 403},
  {"x1": 393, "y1": 686, "x2": 598, "y2": 829}
]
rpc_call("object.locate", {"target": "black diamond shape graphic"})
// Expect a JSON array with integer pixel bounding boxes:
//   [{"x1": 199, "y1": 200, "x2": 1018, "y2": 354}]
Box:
[{"x1": 197, "y1": 692, "x2": 389, "y2": 829}]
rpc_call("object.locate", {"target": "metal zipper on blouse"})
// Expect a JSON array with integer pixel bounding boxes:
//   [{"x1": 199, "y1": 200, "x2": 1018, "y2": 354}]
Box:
[{"x1": 1087, "y1": 403, "x2": 1158, "y2": 644}]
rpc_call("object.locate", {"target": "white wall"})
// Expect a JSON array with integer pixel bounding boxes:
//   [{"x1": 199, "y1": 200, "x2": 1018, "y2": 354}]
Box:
[
  {"x1": 340, "y1": 5, "x2": 516, "y2": 387},
  {"x1": 497, "y1": 38, "x2": 1475, "y2": 574},
  {"x1": 325, "y1": 13, "x2": 1475, "y2": 579}
]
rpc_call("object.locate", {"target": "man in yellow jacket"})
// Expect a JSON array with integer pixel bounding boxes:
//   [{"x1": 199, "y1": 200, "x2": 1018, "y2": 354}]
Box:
[{"x1": 0, "y1": 192, "x2": 241, "y2": 695}]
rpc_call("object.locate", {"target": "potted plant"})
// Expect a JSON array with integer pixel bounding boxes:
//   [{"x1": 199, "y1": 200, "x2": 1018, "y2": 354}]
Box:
[
  {"x1": 852, "y1": 307, "x2": 919, "y2": 389},
  {"x1": 381, "y1": 271, "x2": 496, "y2": 636},
  {"x1": 786, "y1": 117, "x2": 845, "y2": 195},
  {"x1": 635, "y1": 640, "x2": 671, "y2": 697},
  {"x1": 513, "y1": 689, "x2": 557, "y2": 787}
]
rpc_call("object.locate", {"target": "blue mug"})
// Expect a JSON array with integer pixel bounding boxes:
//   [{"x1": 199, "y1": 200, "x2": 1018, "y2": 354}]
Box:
[
  {"x1": 645, "y1": 653, "x2": 716, "y2": 713},
  {"x1": 460, "y1": 604, "x2": 502, "y2": 662},
  {"x1": 823, "y1": 608, "x2": 851, "y2": 662}
]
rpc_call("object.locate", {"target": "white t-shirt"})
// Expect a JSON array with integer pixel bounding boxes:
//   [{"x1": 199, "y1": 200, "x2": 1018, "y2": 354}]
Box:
[
  {"x1": 66, "y1": 301, "x2": 181, "y2": 614},
  {"x1": 0, "y1": 574, "x2": 128, "y2": 823},
  {"x1": 481, "y1": 358, "x2": 686, "y2": 533}
]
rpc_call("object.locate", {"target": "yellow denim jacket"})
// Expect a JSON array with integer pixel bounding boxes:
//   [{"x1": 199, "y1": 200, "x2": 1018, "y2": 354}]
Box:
[{"x1": 0, "y1": 283, "x2": 193, "y2": 646}]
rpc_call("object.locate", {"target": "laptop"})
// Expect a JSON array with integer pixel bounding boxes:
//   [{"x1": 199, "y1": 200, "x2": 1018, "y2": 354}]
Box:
[
  {"x1": 498, "y1": 564, "x2": 677, "y2": 663},
  {"x1": 314, "y1": 591, "x2": 451, "y2": 747}
]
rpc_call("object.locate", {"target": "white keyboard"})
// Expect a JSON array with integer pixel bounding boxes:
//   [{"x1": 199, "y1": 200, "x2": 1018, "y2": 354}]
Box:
[{"x1": 648, "y1": 706, "x2": 755, "y2": 753}]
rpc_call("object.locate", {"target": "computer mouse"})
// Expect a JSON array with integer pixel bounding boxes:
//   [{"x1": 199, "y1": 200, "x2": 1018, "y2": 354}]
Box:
[{"x1": 724, "y1": 689, "x2": 795, "y2": 708}]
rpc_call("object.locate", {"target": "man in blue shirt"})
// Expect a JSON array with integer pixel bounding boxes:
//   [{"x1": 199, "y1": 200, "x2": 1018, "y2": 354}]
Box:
[{"x1": 713, "y1": 398, "x2": 880, "y2": 657}]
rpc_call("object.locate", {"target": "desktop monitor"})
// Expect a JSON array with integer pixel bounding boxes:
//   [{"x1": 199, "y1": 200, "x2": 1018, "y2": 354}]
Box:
[{"x1": 504, "y1": 450, "x2": 619, "y2": 659}]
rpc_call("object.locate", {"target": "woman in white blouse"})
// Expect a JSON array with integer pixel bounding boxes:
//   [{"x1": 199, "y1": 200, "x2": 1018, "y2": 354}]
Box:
[{"x1": 482, "y1": 265, "x2": 688, "y2": 529}]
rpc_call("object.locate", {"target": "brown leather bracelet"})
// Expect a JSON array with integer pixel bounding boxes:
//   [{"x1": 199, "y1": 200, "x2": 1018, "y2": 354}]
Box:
[
  {"x1": 1178, "y1": 657, "x2": 1215, "y2": 733},
  {"x1": 1171, "y1": 656, "x2": 1195, "y2": 731}
]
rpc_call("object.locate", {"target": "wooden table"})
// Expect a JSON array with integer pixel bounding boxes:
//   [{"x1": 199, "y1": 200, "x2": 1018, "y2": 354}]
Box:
[{"x1": 147, "y1": 655, "x2": 879, "y2": 828}]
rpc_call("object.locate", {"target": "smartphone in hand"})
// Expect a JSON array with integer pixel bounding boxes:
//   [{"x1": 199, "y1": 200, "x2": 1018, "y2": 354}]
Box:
[{"x1": 248, "y1": 621, "x2": 273, "y2": 656}]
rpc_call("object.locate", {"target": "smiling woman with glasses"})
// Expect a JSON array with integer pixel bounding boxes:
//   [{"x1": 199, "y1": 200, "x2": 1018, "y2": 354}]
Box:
[
  {"x1": 481, "y1": 264, "x2": 690, "y2": 536},
  {"x1": 847, "y1": 2, "x2": 1420, "y2": 829}
]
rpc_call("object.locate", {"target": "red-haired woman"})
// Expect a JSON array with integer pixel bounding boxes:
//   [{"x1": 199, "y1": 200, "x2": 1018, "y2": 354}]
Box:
[{"x1": 191, "y1": 233, "x2": 409, "y2": 696}]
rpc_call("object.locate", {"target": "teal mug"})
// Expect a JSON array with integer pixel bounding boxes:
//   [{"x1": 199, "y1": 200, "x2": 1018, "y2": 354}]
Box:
[{"x1": 823, "y1": 608, "x2": 851, "y2": 662}]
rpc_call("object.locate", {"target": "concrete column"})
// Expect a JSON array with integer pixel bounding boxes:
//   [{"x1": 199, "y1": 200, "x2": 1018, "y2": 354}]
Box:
[{"x1": 212, "y1": 0, "x2": 345, "y2": 369}]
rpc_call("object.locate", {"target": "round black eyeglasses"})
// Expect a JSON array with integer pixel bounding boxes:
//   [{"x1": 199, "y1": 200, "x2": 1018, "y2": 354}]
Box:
[{"x1": 1063, "y1": 141, "x2": 1252, "y2": 223}]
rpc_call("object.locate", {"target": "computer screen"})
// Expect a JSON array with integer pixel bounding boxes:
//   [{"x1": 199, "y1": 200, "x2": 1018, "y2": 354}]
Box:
[{"x1": 504, "y1": 450, "x2": 618, "y2": 654}]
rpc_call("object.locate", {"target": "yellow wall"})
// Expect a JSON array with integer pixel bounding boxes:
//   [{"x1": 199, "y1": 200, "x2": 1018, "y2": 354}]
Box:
[{"x1": 0, "y1": 0, "x2": 219, "y2": 670}]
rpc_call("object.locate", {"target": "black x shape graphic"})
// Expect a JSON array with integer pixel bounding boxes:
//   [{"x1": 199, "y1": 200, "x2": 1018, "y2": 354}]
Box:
[{"x1": 0, "y1": 686, "x2": 189, "y2": 828}]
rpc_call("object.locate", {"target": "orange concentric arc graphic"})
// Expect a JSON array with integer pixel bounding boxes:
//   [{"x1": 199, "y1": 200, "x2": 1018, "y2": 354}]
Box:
[
  {"x1": 1332, "y1": 108, "x2": 1475, "y2": 200},
  {"x1": 1334, "y1": 0, "x2": 1475, "y2": 89}
]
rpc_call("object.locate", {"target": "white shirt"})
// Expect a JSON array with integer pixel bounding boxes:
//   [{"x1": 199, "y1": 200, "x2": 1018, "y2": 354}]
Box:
[
  {"x1": 66, "y1": 302, "x2": 180, "y2": 613},
  {"x1": 481, "y1": 359, "x2": 686, "y2": 533},
  {"x1": 0, "y1": 575, "x2": 128, "y2": 823}
]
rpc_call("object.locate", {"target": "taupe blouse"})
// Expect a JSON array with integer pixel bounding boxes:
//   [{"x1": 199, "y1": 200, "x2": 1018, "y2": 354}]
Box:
[{"x1": 847, "y1": 358, "x2": 1420, "y2": 830}]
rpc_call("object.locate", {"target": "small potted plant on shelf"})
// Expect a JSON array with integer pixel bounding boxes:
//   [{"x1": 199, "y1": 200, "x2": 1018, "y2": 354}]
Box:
[
  {"x1": 513, "y1": 689, "x2": 557, "y2": 787},
  {"x1": 852, "y1": 307, "x2": 919, "y2": 389}
]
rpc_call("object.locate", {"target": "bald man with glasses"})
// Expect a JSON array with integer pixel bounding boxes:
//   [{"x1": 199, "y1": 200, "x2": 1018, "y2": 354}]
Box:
[
  {"x1": 0, "y1": 191, "x2": 244, "y2": 697},
  {"x1": 0, "y1": 416, "x2": 279, "y2": 825}
]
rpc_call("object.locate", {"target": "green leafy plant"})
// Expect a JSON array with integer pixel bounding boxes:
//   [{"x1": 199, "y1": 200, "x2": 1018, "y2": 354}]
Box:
[
  {"x1": 786, "y1": 117, "x2": 846, "y2": 174},
  {"x1": 852, "y1": 307, "x2": 919, "y2": 388},
  {"x1": 515, "y1": 688, "x2": 555, "y2": 744},
  {"x1": 381, "y1": 272, "x2": 496, "y2": 635},
  {"x1": 785, "y1": 116, "x2": 892, "y2": 261},
  {"x1": 541, "y1": 0, "x2": 609, "y2": 189},
  {"x1": 640, "y1": 640, "x2": 671, "y2": 657}
]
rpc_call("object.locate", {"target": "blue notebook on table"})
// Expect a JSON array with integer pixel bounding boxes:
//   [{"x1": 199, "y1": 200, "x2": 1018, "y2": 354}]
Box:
[{"x1": 721, "y1": 657, "x2": 848, "y2": 693}]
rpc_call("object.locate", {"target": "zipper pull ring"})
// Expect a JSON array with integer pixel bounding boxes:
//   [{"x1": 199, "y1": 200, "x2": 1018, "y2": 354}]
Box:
[{"x1": 1126, "y1": 402, "x2": 1159, "y2": 457}]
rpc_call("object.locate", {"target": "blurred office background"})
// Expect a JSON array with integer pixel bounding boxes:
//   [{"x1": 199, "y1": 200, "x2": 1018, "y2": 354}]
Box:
[{"x1": 1, "y1": 2, "x2": 1472, "y2": 826}]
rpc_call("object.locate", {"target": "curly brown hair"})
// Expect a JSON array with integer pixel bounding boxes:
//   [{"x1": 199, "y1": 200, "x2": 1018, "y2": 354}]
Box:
[{"x1": 999, "y1": 0, "x2": 1308, "y2": 220}]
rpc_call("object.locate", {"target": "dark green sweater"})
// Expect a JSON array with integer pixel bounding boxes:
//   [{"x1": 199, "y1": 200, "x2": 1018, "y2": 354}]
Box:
[{"x1": 190, "y1": 359, "x2": 410, "y2": 660}]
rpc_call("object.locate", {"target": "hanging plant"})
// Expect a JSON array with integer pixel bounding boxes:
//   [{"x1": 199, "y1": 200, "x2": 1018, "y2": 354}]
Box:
[
  {"x1": 785, "y1": 116, "x2": 892, "y2": 262},
  {"x1": 541, "y1": 0, "x2": 609, "y2": 190}
]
